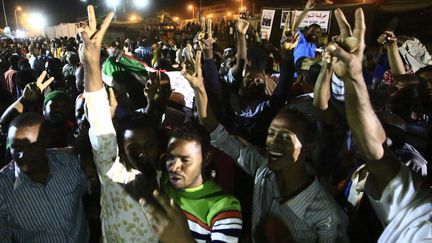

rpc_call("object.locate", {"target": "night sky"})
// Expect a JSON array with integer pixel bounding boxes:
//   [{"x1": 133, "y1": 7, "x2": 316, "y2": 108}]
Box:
[{"x1": 5, "y1": 0, "x2": 260, "y2": 27}]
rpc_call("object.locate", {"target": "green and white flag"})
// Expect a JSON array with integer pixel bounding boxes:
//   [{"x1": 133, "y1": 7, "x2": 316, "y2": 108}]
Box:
[{"x1": 102, "y1": 54, "x2": 156, "y2": 86}]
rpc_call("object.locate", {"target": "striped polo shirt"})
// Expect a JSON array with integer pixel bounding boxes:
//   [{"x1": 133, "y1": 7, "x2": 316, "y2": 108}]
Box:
[
  {"x1": 0, "y1": 148, "x2": 89, "y2": 242},
  {"x1": 210, "y1": 124, "x2": 349, "y2": 242},
  {"x1": 162, "y1": 176, "x2": 242, "y2": 242}
]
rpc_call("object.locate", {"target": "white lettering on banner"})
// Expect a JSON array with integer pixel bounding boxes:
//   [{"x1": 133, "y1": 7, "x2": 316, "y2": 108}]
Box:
[
  {"x1": 280, "y1": 10, "x2": 331, "y2": 33},
  {"x1": 295, "y1": 10, "x2": 331, "y2": 32}
]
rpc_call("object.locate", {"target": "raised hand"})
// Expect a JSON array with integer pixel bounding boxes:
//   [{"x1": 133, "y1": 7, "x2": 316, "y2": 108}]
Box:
[
  {"x1": 23, "y1": 71, "x2": 54, "y2": 102},
  {"x1": 236, "y1": 18, "x2": 250, "y2": 35},
  {"x1": 140, "y1": 190, "x2": 194, "y2": 243},
  {"x1": 182, "y1": 50, "x2": 204, "y2": 89},
  {"x1": 377, "y1": 31, "x2": 397, "y2": 45},
  {"x1": 198, "y1": 18, "x2": 214, "y2": 52},
  {"x1": 144, "y1": 72, "x2": 161, "y2": 102},
  {"x1": 281, "y1": 30, "x2": 300, "y2": 52},
  {"x1": 78, "y1": 5, "x2": 114, "y2": 92},
  {"x1": 78, "y1": 5, "x2": 114, "y2": 67},
  {"x1": 377, "y1": 30, "x2": 405, "y2": 75},
  {"x1": 326, "y1": 8, "x2": 365, "y2": 80},
  {"x1": 185, "y1": 43, "x2": 195, "y2": 64},
  {"x1": 326, "y1": 8, "x2": 386, "y2": 162},
  {"x1": 305, "y1": 0, "x2": 318, "y2": 10}
]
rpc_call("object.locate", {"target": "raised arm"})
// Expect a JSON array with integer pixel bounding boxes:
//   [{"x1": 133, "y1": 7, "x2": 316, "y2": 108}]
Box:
[
  {"x1": 199, "y1": 18, "x2": 227, "y2": 122},
  {"x1": 377, "y1": 31, "x2": 405, "y2": 76},
  {"x1": 80, "y1": 5, "x2": 116, "y2": 175},
  {"x1": 268, "y1": 54, "x2": 295, "y2": 108},
  {"x1": 327, "y1": 8, "x2": 399, "y2": 193},
  {"x1": 0, "y1": 71, "x2": 53, "y2": 135},
  {"x1": 182, "y1": 50, "x2": 265, "y2": 175},
  {"x1": 313, "y1": 52, "x2": 334, "y2": 110},
  {"x1": 181, "y1": 50, "x2": 218, "y2": 132},
  {"x1": 292, "y1": 0, "x2": 317, "y2": 32},
  {"x1": 80, "y1": 6, "x2": 113, "y2": 93},
  {"x1": 282, "y1": 0, "x2": 317, "y2": 49},
  {"x1": 229, "y1": 18, "x2": 249, "y2": 81}
]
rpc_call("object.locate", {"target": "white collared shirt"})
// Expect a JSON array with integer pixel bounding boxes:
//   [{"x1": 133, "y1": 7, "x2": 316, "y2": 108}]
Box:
[
  {"x1": 365, "y1": 164, "x2": 432, "y2": 242},
  {"x1": 84, "y1": 88, "x2": 158, "y2": 243}
]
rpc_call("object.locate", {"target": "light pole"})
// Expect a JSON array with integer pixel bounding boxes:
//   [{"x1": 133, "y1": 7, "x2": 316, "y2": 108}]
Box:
[
  {"x1": 2, "y1": 0, "x2": 8, "y2": 27},
  {"x1": 188, "y1": 4, "x2": 194, "y2": 19},
  {"x1": 198, "y1": 0, "x2": 201, "y2": 18},
  {"x1": 15, "y1": 6, "x2": 21, "y2": 30}
]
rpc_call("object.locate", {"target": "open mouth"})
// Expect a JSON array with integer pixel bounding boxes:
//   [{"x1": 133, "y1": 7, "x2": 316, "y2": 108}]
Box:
[
  {"x1": 169, "y1": 174, "x2": 183, "y2": 183},
  {"x1": 268, "y1": 151, "x2": 284, "y2": 161}
]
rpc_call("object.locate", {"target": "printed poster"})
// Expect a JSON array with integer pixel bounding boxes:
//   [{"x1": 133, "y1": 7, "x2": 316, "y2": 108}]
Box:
[
  {"x1": 260, "y1": 9, "x2": 276, "y2": 40},
  {"x1": 280, "y1": 10, "x2": 292, "y2": 28}
]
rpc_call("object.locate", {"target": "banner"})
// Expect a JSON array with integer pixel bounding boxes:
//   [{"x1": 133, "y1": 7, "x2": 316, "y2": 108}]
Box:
[
  {"x1": 45, "y1": 23, "x2": 79, "y2": 39},
  {"x1": 280, "y1": 10, "x2": 331, "y2": 32},
  {"x1": 165, "y1": 71, "x2": 195, "y2": 109},
  {"x1": 260, "y1": 9, "x2": 276, "y2": 40},
  {"x1": 294, "y1": 10, "x2": 331, "y2": 32}
]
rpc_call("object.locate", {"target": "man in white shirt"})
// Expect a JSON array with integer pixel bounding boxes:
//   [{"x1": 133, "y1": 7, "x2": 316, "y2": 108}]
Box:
[
  {"x1": 324, "y1": 8, "x2": 432, "y2": 243},
  {"x1": 79, "y1": 6, "x2": 158, "y2": 242}
]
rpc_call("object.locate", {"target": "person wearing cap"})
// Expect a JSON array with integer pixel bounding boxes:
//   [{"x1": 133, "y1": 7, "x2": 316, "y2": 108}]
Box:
[{"x1": 1, "y1": 72, "x2": 75, "y2": 149}]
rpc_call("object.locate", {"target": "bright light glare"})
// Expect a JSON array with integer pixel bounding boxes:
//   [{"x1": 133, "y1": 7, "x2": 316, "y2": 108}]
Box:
[
  {"x1": 16, "y1": 29, "x2": 26, "y2": 38},
  {"x1": 129, "y1": 14, "x2": 138, "y2": 21},
  {"x1": 28, "y1": 13, "x2": 47, "y2": 30},
  {"x1": 134, "y1": 0, "x2": 150, "y2": 9},
  {"x1": 106, "y1": 0, "x2": 121, "y2": 9}
]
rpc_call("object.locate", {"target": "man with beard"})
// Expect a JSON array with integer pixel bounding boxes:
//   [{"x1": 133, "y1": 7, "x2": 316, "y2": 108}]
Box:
[{"x1": 80, "y1": 6, "x2": 159, "y2": 242}]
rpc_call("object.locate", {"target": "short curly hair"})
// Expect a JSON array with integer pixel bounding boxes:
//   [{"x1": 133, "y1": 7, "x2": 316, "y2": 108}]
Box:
[{"x1": 168, "y1": 121, "x2": 212, "y2": 156}]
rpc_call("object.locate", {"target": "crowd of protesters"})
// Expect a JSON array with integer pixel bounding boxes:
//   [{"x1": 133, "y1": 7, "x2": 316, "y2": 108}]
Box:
[{"x1": 0, "y1": 0, "x2": 431, "y2": 242}]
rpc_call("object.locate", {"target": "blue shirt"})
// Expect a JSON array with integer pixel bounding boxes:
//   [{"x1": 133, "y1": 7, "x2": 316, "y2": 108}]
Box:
[
  {"x1": 294, "y1": 31, "x2": 317, "y2": 64},
  {"x1": 0, "y1": 149, "x2": 89, "y2": 243}
]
